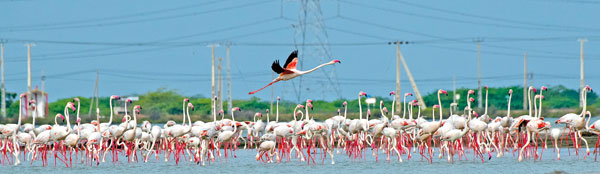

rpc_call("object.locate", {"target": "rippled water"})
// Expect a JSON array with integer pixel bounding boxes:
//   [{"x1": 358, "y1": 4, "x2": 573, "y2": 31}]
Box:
[
  {"x1": 5, "y1": 117, "x2": 600, "y2": 173},
  {"x1": 1, "y1": 147, "x2": 599, "y2": 174}
]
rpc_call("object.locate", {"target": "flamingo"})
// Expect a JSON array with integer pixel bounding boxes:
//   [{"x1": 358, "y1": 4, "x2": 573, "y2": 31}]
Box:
[{"x1": 248, "y1": 50, "x2": 341, "y2": 94}]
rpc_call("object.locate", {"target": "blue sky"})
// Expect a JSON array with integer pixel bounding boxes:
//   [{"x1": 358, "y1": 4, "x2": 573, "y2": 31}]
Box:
[{"x1": 1, "y1": 0, "x2": 599, "y2": 102}]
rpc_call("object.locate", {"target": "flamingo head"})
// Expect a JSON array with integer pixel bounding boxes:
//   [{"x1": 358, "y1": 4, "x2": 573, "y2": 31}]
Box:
[
  {"x1": 380, "y1": 100, "x2": 384, "y2": 106},
  {"x1": 433, "y1": 105, "x2": 440, "y2": 109},
  {"x1": 332, "y1": 60, "x2": 341, "y2": 64},
  {"x1": 19, "y1": 93, "x2": 26, "y2": 98},
  {"x1": 255, "y1": 112, "x2": 262, "y2": 117},
  {"x1": 122, "y1": 116, "x2": 127, "y2": 122},
  {"x1": 73, "y1": 98, "x2": 80, "y2": 102},
  {"x1": 214, "y1": 96, "x2": 218, "y2": 101},
  {"x1": 586, "y1": 85, "x2": 592, "y2": 92},
  {"x1": 187, "y1": 103, "x2": 194, "y2": 111},
  {"x1": 265, "y1": 109, "x2": 269, "y2": 113},
  {"x1": 468, "y1": 90, "x2": 475, "y2": 95},
  {"x1": 541, "y1": 86, "x2": 547, "y2": 91},
  {"x1": 297, "y1": 104, "x2": 304, "y2": 109},
  {"x1": 277, "y1": 96, "x2": 280, "y2": 101},
  {"x1": 412, "y1": 100, "x2": 418, "y2": 106},
  {"x1": 359, "y1": 91, "x2": 367, "y2": 97},
  {"x1": 57, "y1": 114, "x2": 65, "y2": 122},
  {"x1": 232, "y1": 107, "x2": 240, "y2": 112},
  {"x1": 383, "y1": 107, "x2": 388, "y2": 114},
  {"x1": 367, "y1": 109, "x2": 371, "y2": 116},
  {"x1": 110, "y1": 95, "x2": 120, "y2": 100},
  {"x1": 532, "y1": 87, "x2": 538, "y2": 94},
  {"x1": 405, "y1": 93, "x2": 413, "y2": 97},
  {"x1": 307, "y1": 103, "x2": 313, "y2": 110},
  {"x1": 306, "y1": 99, "x2": 313, "y2": 104},
  {"x1": 509, "y1": 89, "x2": 513, "y2": 95},
  {"x1": 439, "y1": 89, "x2": 448, "y2": 96},
  {"x1": 389, "y1": 91, "x2": 395, "y2": 96},
  {"x1": 67, "y1": 102, "x2": 76, "y2": 112},
  {"x1": 469, "y1": 97, "x2": 475, "y2": 102},
  {"x1": 485, "y1": 85, "x2": 488, "y2": 90},
  {"x1": 473, "y1": 111, "x2": 479, "y2": 118},
  {"x1": 125, "y1": 99, "x2": 132, "y2": 104},
  {"x1": 76, "y1": 117, "x2": 81, "y2": 124},
  {"x1": 135, "y1": 105, "x2": 142, "y2": 110},
  {"x1": 343, "y1": 101, "x2": 347, "y2": 106}
]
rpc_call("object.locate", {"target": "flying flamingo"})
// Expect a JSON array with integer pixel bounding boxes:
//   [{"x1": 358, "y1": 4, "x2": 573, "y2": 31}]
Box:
[{"x1": 248, "y1": 50, "x2": 340, "y2": 94}]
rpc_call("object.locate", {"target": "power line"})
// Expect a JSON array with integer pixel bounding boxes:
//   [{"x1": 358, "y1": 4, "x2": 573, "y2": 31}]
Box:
[
  {"x1": 388, "y1": 0, "x2": 600, "y2": 32},
  {"x1": 0, "y1": 0, "x2": 273, "y2": 32},
  {"x1": 0, "y1": 0, "x2": 226, "y2": 31}
]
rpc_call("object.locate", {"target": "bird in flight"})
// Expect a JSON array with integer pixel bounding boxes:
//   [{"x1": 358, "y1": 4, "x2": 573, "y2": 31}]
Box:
[{"x1": 248, "y1": 50, "x2": 340, "y2": 95}]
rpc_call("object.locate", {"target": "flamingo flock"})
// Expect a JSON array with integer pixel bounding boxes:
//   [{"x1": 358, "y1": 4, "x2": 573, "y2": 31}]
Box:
[{"x1": 0, "y1": 85, "x2": 598, "y2": 167}]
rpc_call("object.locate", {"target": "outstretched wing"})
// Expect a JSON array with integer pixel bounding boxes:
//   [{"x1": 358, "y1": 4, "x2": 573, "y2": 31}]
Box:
[
  {"x1": 282, "y1": 50, "x2": 298, "y2": 70},
  {"x1": 271, "y1": 60, "x2": 285, "y2": 74}
]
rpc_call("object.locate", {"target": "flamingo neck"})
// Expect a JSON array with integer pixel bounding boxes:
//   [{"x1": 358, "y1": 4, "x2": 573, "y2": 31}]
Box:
[
  {"x1": 108, "y1": 98, "x2": 114, "y2": 124},
  {"x1": 438, "y1": 92, "x2": 443, "y2": 122},
  {"x1": 231, "y1": 111, "x2": 237, "y2": 133},
  {"x1": 507, "y1": 93, "x2": 512, "y2": 117},
  {"x1": 64, "y1": 105, "x2": 71, "y2": 133},
  {"x1": 276, "y1": 100, "x2": 279, "y2": 122},
  {"x1": 538, "y1": 90, "x2": 543, "y2": 118},
  {"x1": 391, "y1": 95, "x2": 396, "y2": 116},
  {"x1": 125, "y1": 100, "x2": 128, "y2": 117},
  {"x1": 16, "y1": 97, "x2": 22, "y2": 134},
  {"x1": 379, "y1": 103, "x2": 387, "y2": 120},
  {"x1": 293, "y1": 106, "x2": 299, "y2": 121},
  {"x1": 402, "y1": 95, "x2": 407, "y2": 119},
  {"x1": 344, "y1": 103, "x2": 347, "y2": 119},
  {"x1": 432, "y1": 107, "x2": 435, "y2": 122},
  {"x1": 212, "y1": 98, "x2": 217, "y2": 122},
  {"x1": 528, "y1": 87, "x2": 532, "y2": 117},
  {"x1": 580, "y1": 89, "x2": 587, "y2": 116},
  {"x1": 484, "y1": 88, "x2": 488, "y2": 115},
  {"x1": 299, "y1": 62, "x2": 333, "y2": 75},
  {"x1": 359, "y1": 95, "x2": 363, "y2": 120},
  {"x1": 533, "y1": 96, "x2": 538, "y2": 118},
  {"x1": 186, "y1": 105, "x2": 192, "y2": 126},
  {"x1": 182, "y1": 100, "x2": 186, "y2": 125}
]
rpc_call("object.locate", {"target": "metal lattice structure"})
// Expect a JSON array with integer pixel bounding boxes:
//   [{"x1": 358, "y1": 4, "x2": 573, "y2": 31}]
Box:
[{"x1": 287, "y1": 0, "x2": 341, "y2": 103}]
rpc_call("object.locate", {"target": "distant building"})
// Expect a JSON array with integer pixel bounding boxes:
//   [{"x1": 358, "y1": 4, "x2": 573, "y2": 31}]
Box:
[
  {"x1": 26, "y1": 89, "x2": 48, "y2": 118},
  {"x1": 114, "y1": 96, "x2": 139, "y2": 115}
]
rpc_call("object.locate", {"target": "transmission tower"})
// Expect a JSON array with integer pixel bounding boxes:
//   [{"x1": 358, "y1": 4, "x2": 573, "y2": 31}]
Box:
[{"x1": 290, "y1": 0, "x2": 341, "y2": 102}]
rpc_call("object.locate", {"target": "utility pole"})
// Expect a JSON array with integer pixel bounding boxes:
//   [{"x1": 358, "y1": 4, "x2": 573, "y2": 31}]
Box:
[
  {"x1": 41, "y1": 70, "x2": 45, "y2": 94},
  {"x1": 523, "y1": 52, "x2": 527, "y2": 110},
  {"x1": 27, "y1": 43, "x2": 32, "y2": 92},
  {"x1": 476, "y1": 39, "x2": 483, "y2": 109},
  {"x1": 395, "y1": 41, "x2": 402, "y2": 114},
  {"x1": 211, "y1": 44, "x2": 215, "y2": 116},
  {"x1": 88, "y1": 70, "x2": 99, "y2": 117},
  {"x1": 217, "y1": 57, "x2": 223, "y2": 111},
  {"x1": 226, "y1": 45, "x2": 232, "y2": 113},
  {"x1": 1, "y1": 43, "x2": 5, "y2": 118},
  {"x1": 578, "y1": 38, "x2": 587, "y2": 107},
  {"x1": 394, "y1": 41, "x2": 426, "y2": 108}
]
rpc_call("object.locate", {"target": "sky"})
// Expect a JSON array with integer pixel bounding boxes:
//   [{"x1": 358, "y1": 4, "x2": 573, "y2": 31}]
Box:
[{"x1": 1, "y1": 0, "x2": 599, "y2": 103}]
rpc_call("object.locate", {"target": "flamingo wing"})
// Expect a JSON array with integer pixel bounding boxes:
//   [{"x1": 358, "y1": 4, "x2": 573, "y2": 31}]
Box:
[
  {"x1": 271, "y1": 60, "x2": 285, "y2": 74},
  {"x1": 282, "y1": 50, "x2": 298, "y2": 70}
]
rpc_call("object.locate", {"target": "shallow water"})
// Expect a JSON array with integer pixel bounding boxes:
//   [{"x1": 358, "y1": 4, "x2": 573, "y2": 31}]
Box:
[{"x1": 2, "y1": 147, "x2": 599, "y2": 174}]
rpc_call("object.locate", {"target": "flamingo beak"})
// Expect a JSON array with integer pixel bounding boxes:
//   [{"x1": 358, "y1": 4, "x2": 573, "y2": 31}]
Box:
[{"x1": 333, "y1": 60, "x2": 341, "y2": 64}]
